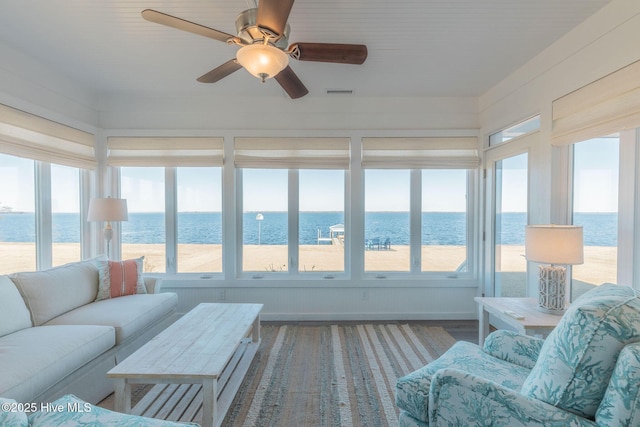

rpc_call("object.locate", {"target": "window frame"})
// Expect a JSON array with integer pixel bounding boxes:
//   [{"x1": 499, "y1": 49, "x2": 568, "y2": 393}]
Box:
[
  {"x1": 0, "y1": 154, "x2": 89, "y2": 272},
  {"x1": 361, "y1": 168, "x2": 476, "y2": 280},
  {"x1": 489, "y1": 115, "x2": 541, "y2": 147},
  {"x1": 109, "y1": 134, "x2": 478, "y2": 286},
  {"x1": 236, "y1": 168, "x2": 350, "y2": 280},
  {"x1": 116, "y1": 165, "x2": 225, "y2": 278}
]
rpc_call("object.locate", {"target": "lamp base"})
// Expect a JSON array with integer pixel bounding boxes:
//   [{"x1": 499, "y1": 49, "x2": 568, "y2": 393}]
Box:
[{"x1": 537, "y1": 265, "x2": 567, "y2": 315}]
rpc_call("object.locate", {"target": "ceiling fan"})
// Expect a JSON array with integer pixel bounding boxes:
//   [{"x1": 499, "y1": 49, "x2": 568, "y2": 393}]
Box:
[{"x1": 141, "y1": 0, "x2": 368, "y2": 99}]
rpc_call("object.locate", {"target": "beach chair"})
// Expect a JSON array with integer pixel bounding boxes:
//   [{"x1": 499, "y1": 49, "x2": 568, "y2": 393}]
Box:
[
  {"x1": 382, "y1": 238, "x2": 391, "y2": 250},
  {"x1": 369, "y1": 237, "x2": 380, "y2": 250}
]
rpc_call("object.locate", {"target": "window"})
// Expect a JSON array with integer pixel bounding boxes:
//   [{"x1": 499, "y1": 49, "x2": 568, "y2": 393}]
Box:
[
  {"x1": 361, "y1": 137, "x2": 478, "y2": 275},
  {"x1": 299, "y1": 169, "x2": 345, "y2": 273},
  {"x1": 571, "y1": 136, "x2": 619, "y2": 299},
  {"x1": 364, "y1": 169, "x2": 410, "y2": 272},
  {"x1": 235, "y1": 137, "x2": 350, "y2": 276},
  {"x1": 0, "y1": 104, "x2": 95, "y2": 272},
  {"x1": 177, "y1": 167, "x2": 223, "y2": 273},
  {"x1": 422, "y1": 170, "x2": 468, "y2": 272},
  {"x1": 242, "y1": 169, "x2": 289, "y2": 272},
  {"x1": 489, "y1": 116, "x2": 540, "y2": 146},
  {"x1": 51, "y1": 164, "x2": 81, "y2": 266},
  {"x1": 110, "y1": 136, "x2": 224, "y2": 274},
  {"x1": 0, "y1": 153, "x2": 36, "y2": 273},
  {"x1": 120, "y1": 167, "x2": 166, "y2": 272}
]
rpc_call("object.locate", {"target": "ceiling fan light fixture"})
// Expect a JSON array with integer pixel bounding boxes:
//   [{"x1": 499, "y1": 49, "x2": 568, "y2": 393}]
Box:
[{"x1": 236, "y1": 44, "x2": 289, "y2": 82}]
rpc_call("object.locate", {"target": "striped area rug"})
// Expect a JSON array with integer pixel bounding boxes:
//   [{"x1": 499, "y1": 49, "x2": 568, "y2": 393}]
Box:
[
  {"x1": 222, "y1": 323, "x2": 456, "y2": 427},
  {"x1": 100, "y1": 323, "x2": 456, "y2": 426}
]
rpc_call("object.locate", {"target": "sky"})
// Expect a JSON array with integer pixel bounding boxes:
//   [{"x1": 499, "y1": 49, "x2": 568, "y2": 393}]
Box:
[{"x1": 0, "y1": 136, "x2": 620, "y2": 213}]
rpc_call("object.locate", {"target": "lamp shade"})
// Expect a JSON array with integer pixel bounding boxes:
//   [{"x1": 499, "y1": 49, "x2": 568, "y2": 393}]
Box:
[
  {"x1": 525, "y1": 225, "x2": 584, "y2": 265},
  {"x1": 87, "y1": 197, "x2": 128, "y2": 222},
  {"x1": 236, "y1": 44, "x2": 289, "y2": 81}
]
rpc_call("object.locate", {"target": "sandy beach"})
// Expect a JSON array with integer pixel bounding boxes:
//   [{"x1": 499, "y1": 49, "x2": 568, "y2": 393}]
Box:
[{"x1": 0, "y1": 242, "x2": 617, "y2": 287}]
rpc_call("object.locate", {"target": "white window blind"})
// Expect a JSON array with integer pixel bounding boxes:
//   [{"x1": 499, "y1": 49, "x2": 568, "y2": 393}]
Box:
[
  {"x1": 108, "y1": 137, "x2": 224, "y2": 167},
  {"x1": 361, "y1": 137, "x2": 479, "y2": 169},
  {"x1": 552, "y1": 59, "x2": 640, "y2": 146},
  {"x1": 0, "y1": 103, "x2": 95, "y2": 169},
  {"x1": 234, "y1": 137, "x2": 350, "y2": 169}
]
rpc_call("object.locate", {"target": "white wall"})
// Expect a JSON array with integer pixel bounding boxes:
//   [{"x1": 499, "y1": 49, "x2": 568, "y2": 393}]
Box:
[
  {"x1": 0, "y1": 41, "x2": 99, "y2": 132},
  {"x1": 480, "y1": 0, "x2": 640, "y2": 142},
  {"x1": 98, "y1": 94, "x2": 478, "y2": 131},
  {"x1": 479, "y1": 0, "x2": 640, "y2": 296}
]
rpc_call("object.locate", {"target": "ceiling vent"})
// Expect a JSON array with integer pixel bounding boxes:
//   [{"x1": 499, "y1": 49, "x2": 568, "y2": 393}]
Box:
[{"x1": 326, "y1": 89, "x2": 353, "y2": 95}]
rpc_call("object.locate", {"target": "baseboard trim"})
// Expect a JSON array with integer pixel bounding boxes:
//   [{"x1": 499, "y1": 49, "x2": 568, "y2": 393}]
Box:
[{"x1": 257, "y1": 311, "x2": 477, "y2": 322}]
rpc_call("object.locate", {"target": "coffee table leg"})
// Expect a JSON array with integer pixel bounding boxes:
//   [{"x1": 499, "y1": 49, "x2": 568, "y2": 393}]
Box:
[
  {"x1": 113, "y1": 378, "x2": 131, "y2": 414},
  {"x1": 202, "y1": 379, "x2": 218, "y2": 427},
  {"x1": 252, "y1": 314, "x2": 261, "y2": 343}
]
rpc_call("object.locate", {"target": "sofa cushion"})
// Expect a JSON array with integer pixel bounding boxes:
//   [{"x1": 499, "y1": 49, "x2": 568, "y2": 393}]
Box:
[
  {"x1": 0, "y1": 275, "x2": 32, "y2": 337},
  {"x1": 96, "y1": 257, "x2": 147, "y2": 301},
  {"x1": 28, "y1": 394, "x2": 200, "y2": 427},
  {"x1": 0, "y1": 397, "x2": 28, "y2": 427},
  {"x1": 45, "y1": 293, "x2": 178, "y2": 344},
  {"x1": 521, "y1": 283, "x2": 640, "y2": 419},
  {"x1": 10, "y1": 258, "x2": 103, "y2": 326},
  {"x1": 0, "y1": 325, "x2": 115, "y2": 402},
  {"x1": 396, "y1": 340, "x2": 531, "y2": 423}
]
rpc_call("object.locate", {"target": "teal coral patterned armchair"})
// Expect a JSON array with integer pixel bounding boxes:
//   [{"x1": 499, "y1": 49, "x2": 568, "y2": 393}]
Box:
[{"x1": 396, "y1": 283, "x2": 640, "y2": 426}]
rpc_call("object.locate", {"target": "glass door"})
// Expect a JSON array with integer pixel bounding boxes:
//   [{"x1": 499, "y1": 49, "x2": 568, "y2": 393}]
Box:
[
  {"x1": 484, "y1": 139, "x2": 531, "y2": 298},
  {"x1": 493, "y1": 153, "x2": 528, "y2": 297}
]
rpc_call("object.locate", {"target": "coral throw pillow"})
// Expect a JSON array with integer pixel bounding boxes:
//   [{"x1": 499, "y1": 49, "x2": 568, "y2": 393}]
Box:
[
  {"x1": 109, "y1": 259, "x2": 138, "y2": 297},
  {"x1": 96, "y1": 256, "x2": 146, "y2": 301}
]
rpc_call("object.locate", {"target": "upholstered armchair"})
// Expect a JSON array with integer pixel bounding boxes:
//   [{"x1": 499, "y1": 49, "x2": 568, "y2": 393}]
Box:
[{"x1": 396, "y1": 283, "x2": 640, "y2": 426}]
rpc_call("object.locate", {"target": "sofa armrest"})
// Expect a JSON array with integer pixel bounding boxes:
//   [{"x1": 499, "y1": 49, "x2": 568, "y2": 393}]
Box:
[
  {"x1": 143, "y1": 276, "x2": 163, "y2": 294},
  {"x1": 429, "y1": 368, "x2": 597, "y2": 427},
  {"x1": 596, "y1": 342, "x2": 640, "y2": 426},
  {"x1": 483, "y1": 330, "x2": 544, "y2": 369}
]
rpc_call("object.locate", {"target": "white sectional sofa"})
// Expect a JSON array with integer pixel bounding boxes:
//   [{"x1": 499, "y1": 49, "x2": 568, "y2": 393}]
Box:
[{"x1": 0, "y1": 257, "x2": 178, "y2": 405}]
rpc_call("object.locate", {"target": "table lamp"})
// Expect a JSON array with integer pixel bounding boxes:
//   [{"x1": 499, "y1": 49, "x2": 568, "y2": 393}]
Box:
[
  {"x1": 525, "y1": 225, "x2": 584, "y2": 314},
  {"x1": 87, "y1": 197, "x2": 128, "y2": 258}
]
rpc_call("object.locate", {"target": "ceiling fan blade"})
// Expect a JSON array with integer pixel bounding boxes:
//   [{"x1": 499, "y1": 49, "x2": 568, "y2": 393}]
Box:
[
  {"x1": 274, "y1": 66, "x2": 308, "y2": 99},
  {"x1": 197, "y1": 59, "x2": 243, "y2": 83},
  {"x1": 289, "y1": 43, "x2": 368, "y2": 64},
  {"x1": 256, "y1": 0, "x2": 295, "y2": 36},
  {"x1": 141, "y1": 9, "x2": 234, "y2": 43}
]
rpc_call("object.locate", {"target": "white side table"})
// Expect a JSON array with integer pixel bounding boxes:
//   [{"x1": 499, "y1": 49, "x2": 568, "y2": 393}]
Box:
[{"x1": 474, "y1": 297, "x2": 562, "y2": 346}]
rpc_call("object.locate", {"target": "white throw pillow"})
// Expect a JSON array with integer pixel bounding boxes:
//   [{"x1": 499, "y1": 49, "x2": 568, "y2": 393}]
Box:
[{"x1": 0, "y1": 275, "x2": 32, "y2": 337}]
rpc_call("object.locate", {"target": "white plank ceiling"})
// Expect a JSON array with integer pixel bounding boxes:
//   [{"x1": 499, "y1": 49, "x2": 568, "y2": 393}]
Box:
[{"x1": 0, "y1": 0, "x2": 610, "y2": 99}]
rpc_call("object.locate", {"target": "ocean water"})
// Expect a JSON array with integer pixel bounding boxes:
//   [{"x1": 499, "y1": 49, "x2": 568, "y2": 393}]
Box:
[{"x1": 0, "y1": 211, "x2": 618, "y2": 246}]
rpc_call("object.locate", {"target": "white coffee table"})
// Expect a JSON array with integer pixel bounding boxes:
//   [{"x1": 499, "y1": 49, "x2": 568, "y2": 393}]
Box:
[
  {"x1": 474, "y1": 297, "x2": 561, "y2": 346},
  {"x1": 107, "y1": 303, "x2": 262, "y2": 427}
]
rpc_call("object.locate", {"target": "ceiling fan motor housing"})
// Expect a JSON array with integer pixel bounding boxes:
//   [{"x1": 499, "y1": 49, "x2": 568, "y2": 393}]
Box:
[{"x1": 235, "y1": 8, "x2": 290, "y2": 49}]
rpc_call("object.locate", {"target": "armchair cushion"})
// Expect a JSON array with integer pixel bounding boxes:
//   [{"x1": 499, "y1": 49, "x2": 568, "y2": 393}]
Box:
[
  {"x1": 483, "y1": 330, "x2": 544, "y2": 370},
  {"x1": 396, "y1": 340, "x2": 531, "y2": 423},
  {"x1": 0, "y1": 397, "x2": 28, "y2": 427},
  {"x1": 430, "y1": 368, "x2": 597, "y2": 427},
  {"x1": 521, "y1": 283, "x2": 640, "y2": 419},
  {"x1": 596, "y1": 342, "x2": 640, "y2": 426}
]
